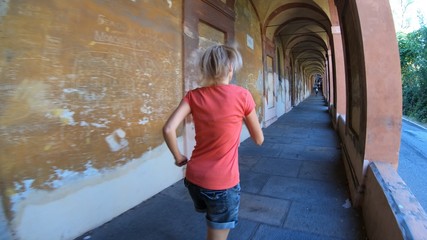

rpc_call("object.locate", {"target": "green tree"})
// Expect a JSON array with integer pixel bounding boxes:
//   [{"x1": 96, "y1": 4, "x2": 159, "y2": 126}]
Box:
[{"x1": 398, "y1": 25, "x2": 427, "y2": 123}]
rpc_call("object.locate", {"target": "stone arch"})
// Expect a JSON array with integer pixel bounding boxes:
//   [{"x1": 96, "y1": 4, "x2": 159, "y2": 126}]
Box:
[{"x1": 333, "y1": 0, "x2": 402, "y2": 203}]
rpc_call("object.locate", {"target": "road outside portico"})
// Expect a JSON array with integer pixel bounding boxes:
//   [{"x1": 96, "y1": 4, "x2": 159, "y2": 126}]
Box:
[{"x1": 398, "y1": 117, "x2": 427, "y2": 211}]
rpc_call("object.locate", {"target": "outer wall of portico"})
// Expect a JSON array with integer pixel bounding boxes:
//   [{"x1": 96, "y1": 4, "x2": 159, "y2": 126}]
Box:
[
  {"x1": 328, "y1": 0, "x2": 346, "y2": 125},
  {"x1": 334, "y1": 0, "x2": 427, "y2": 239},
  {"x1": 334, "y1": 0, "x2": 402, "y2": 203}
]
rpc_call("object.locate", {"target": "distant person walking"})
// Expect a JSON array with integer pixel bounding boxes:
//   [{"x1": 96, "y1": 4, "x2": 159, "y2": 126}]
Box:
[
  {"x1": 315, "y1": 87, "x2": 319, "y2": 96},
  {"x1": 163, "y1": 44, "x2": 264, "y2": 240}
]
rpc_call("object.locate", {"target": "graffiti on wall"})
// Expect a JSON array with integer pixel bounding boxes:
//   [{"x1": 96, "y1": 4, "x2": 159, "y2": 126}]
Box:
[{"x1": 0, "y1": 0, "x2": 183, "y2": 215}]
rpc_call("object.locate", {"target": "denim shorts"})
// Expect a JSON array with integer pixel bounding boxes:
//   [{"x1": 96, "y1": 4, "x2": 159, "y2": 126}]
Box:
[{"x1": 184, "y1": 178, "x2": 241, "y2": 229}]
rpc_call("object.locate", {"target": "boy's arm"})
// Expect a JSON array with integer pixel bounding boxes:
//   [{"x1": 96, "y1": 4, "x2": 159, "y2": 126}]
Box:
[
  {"x1": 162, "y1": 100, "x2": 191, "y2": 166},
  {"x1": 244, "y1": 109, "x2": 264, "y2": 145}
]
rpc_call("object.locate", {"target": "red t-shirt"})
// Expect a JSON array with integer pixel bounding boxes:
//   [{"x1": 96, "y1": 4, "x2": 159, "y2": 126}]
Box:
[{"x1": 183, "y1": 84, "x2": 255, "y2": 190}]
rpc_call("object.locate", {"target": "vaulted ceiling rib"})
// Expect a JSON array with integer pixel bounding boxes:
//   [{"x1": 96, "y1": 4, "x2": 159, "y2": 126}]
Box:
[{"x1": 250, "y1": 0, "x2": 333, "y2": 77}]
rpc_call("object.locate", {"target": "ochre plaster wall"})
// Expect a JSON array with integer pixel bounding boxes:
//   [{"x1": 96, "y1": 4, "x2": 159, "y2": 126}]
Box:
[
  {"x1": 234, "y1": 0, "x2": 264, "y2": 118},
  {"x1": 0, "y1": 0, "x2": 184, "y2": 238}
]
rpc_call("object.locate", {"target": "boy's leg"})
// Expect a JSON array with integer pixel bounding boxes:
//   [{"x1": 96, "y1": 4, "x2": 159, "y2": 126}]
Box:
[
  {"x1": 203, "y1": 184, "x2": 241, "y2": 240},
  {"x1": 207, "y1": 227, "x2": 230, "y2": 240}
]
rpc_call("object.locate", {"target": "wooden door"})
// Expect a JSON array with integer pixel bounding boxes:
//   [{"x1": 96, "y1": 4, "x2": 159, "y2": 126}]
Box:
[{"x1": 182, "y1": 0, "x2": 236, "y2": 158}]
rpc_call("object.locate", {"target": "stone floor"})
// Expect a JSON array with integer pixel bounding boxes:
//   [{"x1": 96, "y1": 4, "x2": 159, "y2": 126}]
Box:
[{"x1": 76, "y1": 95, "x2": 367, "y2": 240}]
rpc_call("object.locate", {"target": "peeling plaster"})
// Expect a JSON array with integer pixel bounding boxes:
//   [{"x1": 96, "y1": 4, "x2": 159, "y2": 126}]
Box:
[
  {"x1": 11, "y1": 140, "x2": 185, "y2": 240},
  {"x1": 48, "y1": 162, "x2": 101, "y2": 189},
  {"x1": 105, "y1": 128, "x2": 128, "y2": 152},
  {"x1": 80, "y1": 121, "x2": 90, "y2": 127},
  {"x1": 91, "y1": 122, "x2": 108, "y2": 128},
  {"x1": 53, "y1": 109, "x2": 76, "y2": 126},
  {"x1": 63, "y1": 88, "x2": 81, "y2": 94},
  {"x1": 138, "y1": 117, "x2": 149, "y2": 125},
  {"x1": 183, "y1": 25, "x2": 196, "y2": 39},
  {"x1": 140, "y1": 105, "x2": 152, "y2": 114},
  {"x1": 0, "y1": 0, "x2": 9, "y2": 18},
  {"x1": 10, "y1": 180, "x2": 35, "y2": 212},
  {"x1": 10, "y1": 161, "x2": 103, "y2": 213}
]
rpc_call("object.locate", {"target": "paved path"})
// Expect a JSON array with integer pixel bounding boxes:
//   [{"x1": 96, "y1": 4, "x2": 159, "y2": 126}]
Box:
[
  {"x1": 398, "y1": 118, "x2": 427, "y2": 211},
  {"x1": 76, "y1": 95, "x2": 366, "y2": 240}
]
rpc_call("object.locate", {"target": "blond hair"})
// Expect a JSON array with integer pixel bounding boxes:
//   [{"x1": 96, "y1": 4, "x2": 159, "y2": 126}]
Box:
[{"x1": 200, "y1": 44, "x2": 242, "y2": 85}]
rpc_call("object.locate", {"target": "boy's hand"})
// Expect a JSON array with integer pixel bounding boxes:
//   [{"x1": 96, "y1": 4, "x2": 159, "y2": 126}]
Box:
[{"x1": 175, "y1": 155, "x2": 188, "y2": 167}]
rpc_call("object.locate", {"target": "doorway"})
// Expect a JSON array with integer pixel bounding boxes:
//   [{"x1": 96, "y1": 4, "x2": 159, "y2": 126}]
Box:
[{"x1": 182, "y1": 0, "x2": 236, "y2": 157}]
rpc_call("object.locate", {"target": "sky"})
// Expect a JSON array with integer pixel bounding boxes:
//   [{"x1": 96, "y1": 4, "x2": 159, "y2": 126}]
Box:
[{"x1": 389, "y1": 0, "x2": 427, "y2": 32}]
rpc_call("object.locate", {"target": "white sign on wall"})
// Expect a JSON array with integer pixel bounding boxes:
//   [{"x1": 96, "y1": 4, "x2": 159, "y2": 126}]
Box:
[{"x1": 247, "y1": 34, "x2": 254, "y2": 50}]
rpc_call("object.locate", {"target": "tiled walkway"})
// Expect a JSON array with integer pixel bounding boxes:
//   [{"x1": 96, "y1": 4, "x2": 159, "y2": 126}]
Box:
[{"x1": 76, "y1": 95, "x2": 367, "y2": 240}]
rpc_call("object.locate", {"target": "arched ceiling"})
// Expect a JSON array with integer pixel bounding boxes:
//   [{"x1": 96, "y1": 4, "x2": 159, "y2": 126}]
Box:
[{"x1": 249, "y1": 0, "x2": 333, "y2": 77}]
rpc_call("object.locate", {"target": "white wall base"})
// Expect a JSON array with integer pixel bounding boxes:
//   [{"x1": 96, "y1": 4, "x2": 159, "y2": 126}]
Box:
[{"x1": 12, "y1": 140, "x2": 185, "y2": 240}]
